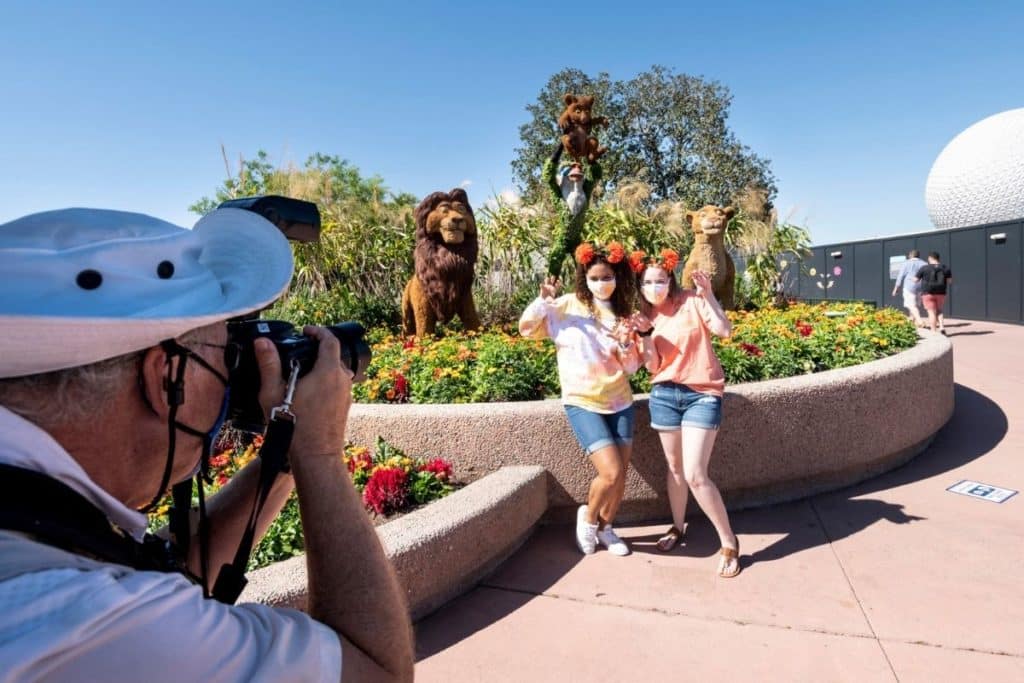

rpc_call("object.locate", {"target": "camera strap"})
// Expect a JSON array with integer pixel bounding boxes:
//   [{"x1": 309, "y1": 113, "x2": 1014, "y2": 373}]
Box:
[
  {"x1": 0, "y1": 463, "x2": 198, "y2": 580},
  {"x1": 210, "y1": 362, "x2": 300, "y2": 604}
]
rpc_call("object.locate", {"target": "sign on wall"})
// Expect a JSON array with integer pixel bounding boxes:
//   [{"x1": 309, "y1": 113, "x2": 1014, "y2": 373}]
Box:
[{"x1": 889, "y1": 255, "x2": 907, "y2": 280}]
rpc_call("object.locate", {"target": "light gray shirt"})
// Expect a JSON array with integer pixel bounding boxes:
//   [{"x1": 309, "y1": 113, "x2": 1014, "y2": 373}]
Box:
[
  {"x1": 895, "y1": 257, "x2": 927, "y2": 293},
  {"x1": 0, "y1": 407, "x2": 342, "y2": 683}
]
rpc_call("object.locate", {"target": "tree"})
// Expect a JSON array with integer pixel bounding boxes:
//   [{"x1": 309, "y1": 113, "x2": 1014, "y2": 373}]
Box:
[
  {"x1": 191, "y1": 150, "x2": 417, "y2": 327},
  {"x1": 512, "y1": 65, "x2": 777, "y2": 212}
]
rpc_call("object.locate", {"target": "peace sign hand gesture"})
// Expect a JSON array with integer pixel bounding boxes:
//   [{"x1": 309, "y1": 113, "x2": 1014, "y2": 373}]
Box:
[{"x1": 540, "y1": 276, "x2": 561, "y2": 302}]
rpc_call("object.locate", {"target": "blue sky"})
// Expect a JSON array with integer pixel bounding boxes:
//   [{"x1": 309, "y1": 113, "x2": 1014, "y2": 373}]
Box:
[{"x1": 2, "y1": 1, "x2": 1022, "y2": 245}]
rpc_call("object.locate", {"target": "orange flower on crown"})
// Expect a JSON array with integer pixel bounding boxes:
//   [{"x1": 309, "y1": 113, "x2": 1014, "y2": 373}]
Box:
[
  {"x1": 659, "y1": 248, "x2": 679, "y2": 272},
  {"x1": 575, "y1": 242, "x2": 596, "y2": 266},
  {"x1": 606, "y1": 241, "x2": 625, "y2": 264},
  {"x1": 630, "y1": 247, "x2": 680, "y2": 273},
  {"x1": 628, "y1": 250, "x2": 647, "y2": 274}
]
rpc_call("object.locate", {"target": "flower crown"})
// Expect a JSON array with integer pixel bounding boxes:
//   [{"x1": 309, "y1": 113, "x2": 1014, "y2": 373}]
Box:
[
  {"x1": 627, "y1": 248, "x2": 680, "y2": 274},
  {"x1": 574, "y1": 241, "x2": 626, "y2": 266}
]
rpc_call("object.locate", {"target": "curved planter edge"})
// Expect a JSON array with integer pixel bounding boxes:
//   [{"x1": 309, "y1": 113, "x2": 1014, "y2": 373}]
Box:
[
  {"x1": 346, "y1": 333, "x2": 954, "y2": 521},
  {"x1": 239, "y1": 465, "x2": 547, "y2": 621}
]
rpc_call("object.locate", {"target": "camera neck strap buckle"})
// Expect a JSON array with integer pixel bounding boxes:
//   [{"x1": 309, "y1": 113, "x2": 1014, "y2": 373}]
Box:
[{"x1": 268, "y1": 361, "x2": 301, "y2": 424}]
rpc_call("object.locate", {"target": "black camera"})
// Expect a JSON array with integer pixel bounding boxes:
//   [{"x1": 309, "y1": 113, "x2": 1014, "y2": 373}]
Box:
[
  {"x1": 225, "y1": 319, "x2": 370, "y2": 432},
  {"x1": 220, "y1": 196, "x2": 372, "y2": 433}
]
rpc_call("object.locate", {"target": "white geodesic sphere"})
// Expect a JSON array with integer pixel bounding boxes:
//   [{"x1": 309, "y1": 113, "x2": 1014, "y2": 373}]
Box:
[{"x1": 925, "y1": 108, "x2": 1024, "y2": 230}]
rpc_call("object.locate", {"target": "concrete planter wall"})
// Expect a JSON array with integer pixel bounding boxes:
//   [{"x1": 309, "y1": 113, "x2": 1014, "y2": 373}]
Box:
[
  {"x1": 241, "y1": 466, "x2": 547, "y2": 620},
  {"x1": 346, "y1": 333, "x2": 954, "y2": 521}
]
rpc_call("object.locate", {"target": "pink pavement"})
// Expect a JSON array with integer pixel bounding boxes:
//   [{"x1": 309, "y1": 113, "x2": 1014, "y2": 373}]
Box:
[{"x1": 415, "y1": 319, "x2": 1024, "y2": 681}]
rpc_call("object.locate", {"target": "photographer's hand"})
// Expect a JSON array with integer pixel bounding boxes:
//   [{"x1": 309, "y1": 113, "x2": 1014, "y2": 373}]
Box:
[{"x1": 286, "y1": 326, "x2": 414, "y2": 683}]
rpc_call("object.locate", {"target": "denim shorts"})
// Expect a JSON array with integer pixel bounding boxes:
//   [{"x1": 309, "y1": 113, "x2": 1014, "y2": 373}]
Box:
[
  {"x1": 564, "y1": 404, "x2": 635, "y2": 455},
  {"x1": 649, "y1": 382, "x2": 722, "y2": 431}
]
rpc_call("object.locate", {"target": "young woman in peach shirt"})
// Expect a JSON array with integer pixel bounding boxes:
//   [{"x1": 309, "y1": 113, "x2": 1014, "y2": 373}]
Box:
[{"x1": 631, "y1": 249, "x2": 740, "y2": 577}]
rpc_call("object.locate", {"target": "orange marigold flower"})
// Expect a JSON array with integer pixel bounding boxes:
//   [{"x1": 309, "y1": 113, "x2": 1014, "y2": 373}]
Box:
[
  {"x1": 628, "y1": 250, "x2": 647, "y2": 274},
  {"x1": 660, "y1": 248, "x2": 679, "y2": 272},
  {"x1": 575, "y1": 242, "x2": 596, "y2": 265},
  {"x1": 606, "y1": 241, "x2": 625, "y2": 264}
]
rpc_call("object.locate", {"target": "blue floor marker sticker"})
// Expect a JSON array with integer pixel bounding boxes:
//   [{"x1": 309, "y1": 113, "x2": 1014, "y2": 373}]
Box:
[{"x1": 947, "y1": 480, "x2": 1018, "y2": 503}]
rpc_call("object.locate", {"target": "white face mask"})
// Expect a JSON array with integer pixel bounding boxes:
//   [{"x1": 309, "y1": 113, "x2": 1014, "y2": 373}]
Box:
[
  {"x1": 642, "y1": 282, "x2": 669, "y2": 305},
  {"x1": 586, "y1": 277, "x2": 616, "y2": 301}
]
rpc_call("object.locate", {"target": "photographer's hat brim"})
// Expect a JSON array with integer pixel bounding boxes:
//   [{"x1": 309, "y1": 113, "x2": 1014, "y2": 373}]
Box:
[{"x1": 0, "y1": 207, "x2": 294, "y2": 378}]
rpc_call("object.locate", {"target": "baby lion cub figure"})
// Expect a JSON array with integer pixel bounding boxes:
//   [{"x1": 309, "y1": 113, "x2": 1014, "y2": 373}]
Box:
[
  {"x1": 558, "y1": 93, "x2": 608, "y2": 163},
  {"x1": 682, "y1": 205, "x2": 736, "y2": 310}
]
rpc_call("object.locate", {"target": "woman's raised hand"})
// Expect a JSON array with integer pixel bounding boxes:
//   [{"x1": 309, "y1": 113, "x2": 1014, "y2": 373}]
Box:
[
  {"x1": 540, "y1": 276, "x2": 561, "y2": 302},
  {"x1": 692, "y1": 270, "x2": 714, "y2": 299},
  {"x1": 629, "y1": 311, "x2": 653, "y2": 335}
]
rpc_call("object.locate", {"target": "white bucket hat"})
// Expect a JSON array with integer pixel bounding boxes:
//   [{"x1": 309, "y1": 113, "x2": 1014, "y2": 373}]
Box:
[{"x1": 0, "y1": 207, "x2": 294, "y2": 378}]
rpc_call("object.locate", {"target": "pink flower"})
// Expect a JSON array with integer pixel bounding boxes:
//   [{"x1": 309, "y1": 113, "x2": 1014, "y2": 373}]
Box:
[{"x1": 833, "y1": 266, "x2": 842, "y2": 276}]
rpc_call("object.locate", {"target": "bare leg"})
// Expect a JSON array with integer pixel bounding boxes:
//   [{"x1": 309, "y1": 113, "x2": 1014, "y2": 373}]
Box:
[
  {"x1": 657, "y1": 430, "x2": 689, "y2": 530},
  {"x1": 905, "y1": 301, "x2": 924, "y2": 327},
  {"x1": 927, "y1": 307, "x2": 938, "y2": 332},
  {"x1": 680, "y1": 426, "x2": 738, "y2": 575},
  {"x1": 586, "y1": 445, "x2": 625, "y2": 526},
  {"x1": 599, "y1": 443, "x2": 632, "y2": 525}
]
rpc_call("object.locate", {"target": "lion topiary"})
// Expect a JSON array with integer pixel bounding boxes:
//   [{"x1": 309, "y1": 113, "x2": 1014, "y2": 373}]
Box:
[
  {"x1": 682, "y1": 205, "x2": 736, "y2": 310},
  {"x1": 401, "y1": 188, "x2": 481, "y2": 336}
]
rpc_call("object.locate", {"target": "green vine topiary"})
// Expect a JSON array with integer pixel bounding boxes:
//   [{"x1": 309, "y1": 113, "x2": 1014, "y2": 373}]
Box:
[{"x1": 543, "y1": 143, "x2": 603, "y2": 276}]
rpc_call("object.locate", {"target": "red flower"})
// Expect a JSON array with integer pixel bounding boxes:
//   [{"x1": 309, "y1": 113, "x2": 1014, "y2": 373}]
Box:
[
  {"x1": 216, "y1": 473, "x2": 230, "y2": 487},
  {"x1": 574, "y1": 242, "x2": 596, "y2": 265},
  {"x1": 419, "y1": 457, "x2": 453, "y2": 481},
  {"x1": 606, "y1": 241, "x2": 626, "y2": 264},
  {"x1": 740, "y1": 342, "x2": 764, "y2": 357},
  {"x1": 392, "y1": 372, "x2": 409, "y2": 402},
  {"x1": 628, "y1": 250, "x2": 647, "y2": 274},
  {"x1": 362, "y1": 467, "x2": 408, "y2": 515},
  {"x1": 402, "y1": 337, "x2": 415, "y2": 350},
  {"x1": 346, "y1": 448, "x2": 373, "y2": 474},
  {"x1": 796, "y1": 321, "x2": 813, "y2": 337},
  {"x1": 209, "y1": 451, "x2": 231, "y2": 469}
]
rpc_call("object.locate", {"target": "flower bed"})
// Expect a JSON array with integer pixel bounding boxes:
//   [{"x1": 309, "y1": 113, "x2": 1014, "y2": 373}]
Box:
[
  {"x1": 148, "y1": 436, "x2": 456, "y2": 570},
  {"x1": 354, "y1": 303, "x2": 917, "y2": 404}
]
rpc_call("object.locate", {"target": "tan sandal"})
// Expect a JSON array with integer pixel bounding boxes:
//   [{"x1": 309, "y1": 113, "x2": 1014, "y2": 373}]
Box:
[
  {"x1": 718, "y1": 542, "x2": 741, "y2": 578},
  {"x1": 656, "y1": 525, "x2": 684, "y2": 552}
]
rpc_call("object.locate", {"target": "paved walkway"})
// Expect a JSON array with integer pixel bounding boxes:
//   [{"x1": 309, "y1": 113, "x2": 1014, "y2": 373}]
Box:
[{"x1": 415, "y1": 319, "x2": 1024, "y2": 682}]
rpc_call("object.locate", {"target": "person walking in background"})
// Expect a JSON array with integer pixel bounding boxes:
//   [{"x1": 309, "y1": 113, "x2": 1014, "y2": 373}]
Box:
[
  {"x1": 519, "y1": 241, "x2": 643, "y2": 557},
  {"x1": 915, "y1": 252, "x2": 953, "y2": 335},
  {"x1": 892, "y1": 249, "x2": 928, "y2": 327},
  {"x1": 630, "y1": 248, "x2": 741, "y2": 578}
]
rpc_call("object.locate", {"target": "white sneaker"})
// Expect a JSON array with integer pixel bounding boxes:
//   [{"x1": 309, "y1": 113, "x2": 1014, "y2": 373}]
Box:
[
  {"x1": 575, "y1": 505, "x2": 598, "y2": 555},
  {"x1": 597, "y1": 525, "x2": 631, "y2": 556}
]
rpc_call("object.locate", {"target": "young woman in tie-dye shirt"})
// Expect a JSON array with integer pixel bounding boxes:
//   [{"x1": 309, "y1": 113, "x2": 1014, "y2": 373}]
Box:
[{"x1": 519, "y1": 241, "x2": 644, "y2": 557}]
